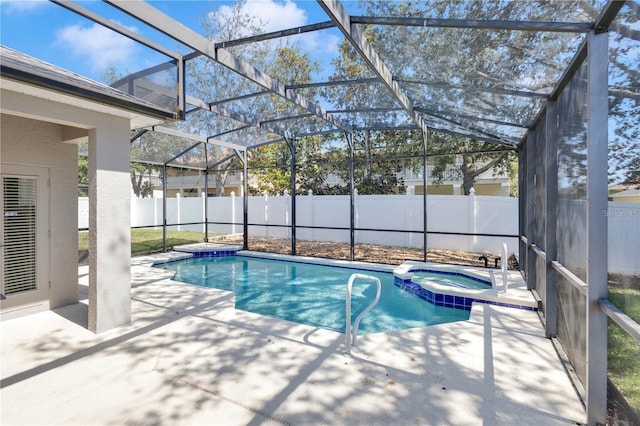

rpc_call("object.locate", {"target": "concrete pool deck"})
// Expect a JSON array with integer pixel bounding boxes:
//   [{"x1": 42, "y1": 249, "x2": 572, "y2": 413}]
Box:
[{"x1": 1, "y1": 253, "x2": 585, "y2": 425}]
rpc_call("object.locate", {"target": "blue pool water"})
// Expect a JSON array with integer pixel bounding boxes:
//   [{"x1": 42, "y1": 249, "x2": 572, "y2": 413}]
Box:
[{"x1": 154, "y1": 255, "x2": 469, "y2": 334}]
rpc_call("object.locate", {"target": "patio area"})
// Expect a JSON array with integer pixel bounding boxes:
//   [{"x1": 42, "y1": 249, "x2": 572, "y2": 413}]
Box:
[{"x1": 1, "y1": 254, "x2": 585, "y2": 425}]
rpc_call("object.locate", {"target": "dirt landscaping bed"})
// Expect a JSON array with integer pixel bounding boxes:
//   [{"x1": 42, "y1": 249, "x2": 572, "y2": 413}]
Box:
[{"x1": 214, "y1": 235, "x2": 520, "y2": 270}]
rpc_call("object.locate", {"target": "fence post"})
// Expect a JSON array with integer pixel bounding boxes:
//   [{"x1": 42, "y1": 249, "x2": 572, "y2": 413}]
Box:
[
  {"x1": 176, "y1": 192, "x2": 181, "y2": 232},
  {"x1": 354, "y1": 188, "x2": 359, "y2": 246},
  {"x1": 264, "y1": 193, "x2": 269, "y2": 238},
  {"x1": 468, "y1": 187, "x2": 476, "y2": 252},
  {"x1": 308, "y1": 189, "x2": 314, "y2": 241},
  {"x1": 201, "y1": 191, "x2": 206, "y2": 237},
  {"x1": 284, "y1": 190, "x2": 290, "y2": 239},
  {"x1": 231, "y1": 191, "x2": 236, "y2": 235},
  {"x1": 406, "y1": 186, "x2": 414, "y2": 247}
]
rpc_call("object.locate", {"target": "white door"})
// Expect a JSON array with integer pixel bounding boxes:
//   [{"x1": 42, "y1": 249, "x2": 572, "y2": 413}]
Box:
[{"x1": 1, "y1": 164, "x2": 50, "y2": 316}]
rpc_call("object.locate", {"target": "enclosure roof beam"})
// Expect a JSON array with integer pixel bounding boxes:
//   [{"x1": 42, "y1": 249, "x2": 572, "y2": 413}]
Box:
[
  {"x1": 327, "y1": 107, "x2": 405, "y2": 114},
  {"x1": 51, "y1": 1, "x2": 182, "y2": 60},
  {"x1": 209, "y1": 125, "x2": 252, "y2": 139},
  {"x1": 105, "y1": 0, "x2": 351, "y2": 132},
  {"x1": 207, "y1": 90, "x2": 270, "y2": 107},
  {"x1": 594, "y1": 0, "x2": 627, "y2": 33},
  {"x1": 182, "y1": 21, "x2": 337, "y2": 59},
  {"x1": 246, "y1": 137, "x2": 286, "y2": 151},
  {"x1": 130, "y1": 128, "x2": 148, "y2": 143},
  {"x1": 317, "y1": 0, "x2": 429, "y2": 135},
  {"x1": 287, "y1": 78, "x2": 379, "y2": 90},
  {"x1": 164, "y1": 140, "x2": 203, "y2": 166},
  {"x1": 259, "y1": 113, "x2": 315, "y2": 124},
  {"x1": 205, "y1": 152, "x2": 239, "y2": 172},
  {"x1": 395, "y1": 77, "x2": 550, "y2": 99},
  {"x1": 289, "y1": 77, "x2": 550, "y2": 99},
  {"x1": 414, "y1": 108, "x2": 518, "y2": 145},
  {"x1": 413, "y1": 106, "x2": 528, "y2": 129},
  {"x1": 151, "y1": 125, "x2": 246, "y2": 151},
  {"x1": 186, "y1": 95, "x2": 287, "y2": 138},
  {"x1": 350, "y1": 16, "x2": 594, "y2": 33},
  {"x1": 215, "y1": 21, "x2": 336, "y2": 49},
  {"x1": 425, "y1": 127, "x2": 516, "y2": 146}
]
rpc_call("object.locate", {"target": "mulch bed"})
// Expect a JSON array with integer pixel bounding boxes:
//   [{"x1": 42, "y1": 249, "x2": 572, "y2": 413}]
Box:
[{"x1": 215, "y1": 235, "x2": 520, "y2": 270}]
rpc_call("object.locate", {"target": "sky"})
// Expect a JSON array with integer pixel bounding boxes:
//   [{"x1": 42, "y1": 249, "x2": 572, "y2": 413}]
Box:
[{"x1": 0, "y1": 0, "x2": 347, "y2": 82}]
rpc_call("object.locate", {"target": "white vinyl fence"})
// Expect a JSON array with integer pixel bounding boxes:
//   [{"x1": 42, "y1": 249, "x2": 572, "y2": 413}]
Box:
[{"x1": 78, "y1": 194, "x2": 640, "y2": 274}]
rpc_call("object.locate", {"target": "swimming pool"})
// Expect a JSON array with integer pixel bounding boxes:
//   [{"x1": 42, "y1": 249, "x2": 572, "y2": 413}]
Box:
[{"x1": 154, "y1": 254, "x2": 469, "y2": 334}]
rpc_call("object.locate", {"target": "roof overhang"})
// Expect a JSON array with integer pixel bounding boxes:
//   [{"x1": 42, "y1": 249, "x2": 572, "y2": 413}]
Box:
[{"x1": 1, "y1": 46, "x2": 175, "y2": 129}]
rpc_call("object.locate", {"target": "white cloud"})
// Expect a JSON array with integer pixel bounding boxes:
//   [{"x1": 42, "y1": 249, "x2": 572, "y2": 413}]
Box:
[
  {"x1": 55, "y1": 22, "x2": 138, "y2": 71},
  {"x1": 217, "y1": 0, "x2": 307, "y2": 35},
  {"x1": 0, "y1": 0, "x2": 48, "y2": 14},
  {"x1": 214, "y1": 0, "x2": 339, "y2": 56}
]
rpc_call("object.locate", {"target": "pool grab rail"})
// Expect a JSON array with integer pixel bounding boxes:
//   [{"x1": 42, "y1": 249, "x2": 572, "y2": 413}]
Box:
[{"x1": 345, "y1": 273, "x2": 381, "y2": 356}]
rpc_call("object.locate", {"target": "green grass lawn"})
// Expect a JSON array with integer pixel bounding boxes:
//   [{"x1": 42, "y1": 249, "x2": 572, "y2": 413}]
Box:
[
  {"x1": 79, "y1": 229, "x2": 209, "y2": 257},
  {"x1": 608, "y1": 284, "x2": 640, "y2": 414}
]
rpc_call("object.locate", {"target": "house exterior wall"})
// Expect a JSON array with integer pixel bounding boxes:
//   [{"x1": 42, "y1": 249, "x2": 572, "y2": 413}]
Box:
[{"x1": 1, "y1": 113, "x2": 78, "y2": 315}]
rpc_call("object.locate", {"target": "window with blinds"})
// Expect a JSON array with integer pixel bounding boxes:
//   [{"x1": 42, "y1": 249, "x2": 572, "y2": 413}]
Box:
[{"x1": 3, "y1": 176, "x2": 37, "y2": 295}]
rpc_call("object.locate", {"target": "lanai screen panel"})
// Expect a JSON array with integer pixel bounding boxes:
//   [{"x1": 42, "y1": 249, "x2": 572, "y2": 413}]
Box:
[
  {"x1": 110, "y1": 58, "x2": 179, "y2": 113},
  {"x1": 185, "y1": 54, "x2": 267, "y2": 106},
  {"x1": 606, "y1": 5, "x2": 640, "y2": 406},
  {"x1": 131, "y1": 131, "x2": 201, "y2": 167},
  {"x1": 556, "y1": 60, "x2": 589, "y2": 385},
  {"x1": 336, "y1": 0, "x2": 606, "y2": 143},
  {"x1": 215, "y1": 126, "x2": 282, "y2": 150},
  {"x1": 182, "y1": 108, "x2": 248, "y2": 140}
]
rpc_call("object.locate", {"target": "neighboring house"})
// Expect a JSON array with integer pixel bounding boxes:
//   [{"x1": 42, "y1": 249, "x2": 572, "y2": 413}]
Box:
[
  {"x1": 609, "y1": 187, "x2": 640, "y2": 203},
  {"x1": 1, "y1": 46, "x2": 173, "y2": 332}
]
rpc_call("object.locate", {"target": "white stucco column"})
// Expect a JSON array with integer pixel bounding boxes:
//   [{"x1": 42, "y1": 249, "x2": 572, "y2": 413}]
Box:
[{"x1": 88, "y1": 117, "x2": 131, "y2": 333}]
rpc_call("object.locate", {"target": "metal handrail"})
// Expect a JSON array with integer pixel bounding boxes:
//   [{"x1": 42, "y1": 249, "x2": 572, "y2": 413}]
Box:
[{"x1": 345, "y1": 273, "x2": 381, "y2": 356}]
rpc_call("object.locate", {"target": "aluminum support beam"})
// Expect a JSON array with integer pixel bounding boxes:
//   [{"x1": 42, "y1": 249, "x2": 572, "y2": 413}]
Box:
[
  {"x1": 414, "y1": 106, "x2": 528, "y2": 129},
  {"x1": 347, "y1": 132, "x2": 355, "y2": 261},
  {"x1": 517, "y1": 144, "x2": 526, "y2": 272},
  {"x1": 317, "y1": 0, "x2": 428, "y2": 135},
  {"x1": 422, "y1": 130, "x2": 428, "y2": 263},
  {"x1": 350, "y1": 15, "x2": 593, "y2": 33},
  {"x1": 204, "y1": 170, "x2": 209, "y2": 242},
  {"x1": 162, "y1": 164, "x2": 167, "y2": 252},
  {"x1": 151, "y1": 125, "x2": 246, "y2": 152},
  {"x1": 106, "y1": 0, "x2": 350, "y2": 132},
  {"x1": 208, "y1": 91, "x2": 270, "y2": 107},
  {"x1": 286, "y1": 137, "x2": 297, "y2": 255},
  {"x1": 525, "y1": 130, "x2": 536, "y2": 290},
  {"x1": 544, "y1": 101, "x2": 559, "y2": 338},
  {"x1": 243, "y1": 150, "x2": 249, "y2": 250},
  {"x1": 186, "y1": 95, "x2": 288, "y2": 138},
  {"x1": 585, "y1": 30, "x2": 609, "y2": 426},
  {"x1": 215, "y1": 21, "x2": 336, "y2": 49}
]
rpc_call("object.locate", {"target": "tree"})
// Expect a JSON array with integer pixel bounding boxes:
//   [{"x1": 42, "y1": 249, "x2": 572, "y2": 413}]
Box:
[
  {"x1": 428, "y1": 133, "x2": 514, "y2": 195},
  {"x1": 321, "y1": 34, "x2": 425, "y2": 194},
  {"x1": 247, "y1": 46, "x2": 333, "y2": 195},
  {"x1": 189, "y1": 1, "x2": 277, "y2": 196},
  {"x1": 360, "y1": 1, "x2": 639, "y2": 190},
  {"x1": 78, "y1": 155, "x2": 89, "y2": 196}
]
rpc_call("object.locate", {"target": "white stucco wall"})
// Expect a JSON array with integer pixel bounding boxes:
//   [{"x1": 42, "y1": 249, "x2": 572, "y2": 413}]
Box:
[{"x1": 1, "y1": 113, "x2": 79, "y2": 312}]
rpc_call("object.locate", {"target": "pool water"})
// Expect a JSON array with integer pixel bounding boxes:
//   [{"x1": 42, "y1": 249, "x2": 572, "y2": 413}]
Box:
[
  {"x1": 412, "y1": 271, "x2": 492, "y2": 290},
  {"x1": 155, "y1": 255, "x2": 469, "y2": 335}
]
